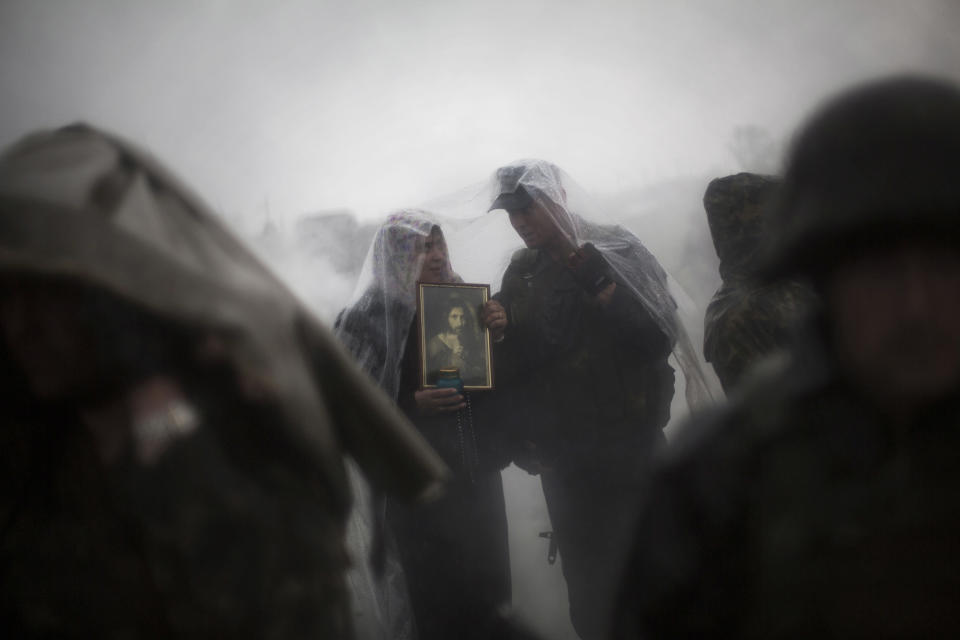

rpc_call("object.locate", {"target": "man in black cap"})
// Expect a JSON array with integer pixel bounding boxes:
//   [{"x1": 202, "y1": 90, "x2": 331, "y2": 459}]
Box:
[
  {"x1": 613, "y1": 75, "x2": 960, "y2": 638},
  {"x1": 482, "y1": 159, "x2": 682, "y2": 640}
]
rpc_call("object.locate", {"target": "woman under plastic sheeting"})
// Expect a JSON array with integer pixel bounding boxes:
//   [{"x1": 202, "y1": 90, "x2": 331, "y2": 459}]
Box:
[
  {"x1": 335, "y1": 211, "x2": 514, "y2": 640},
  {"x1": 462, "y1": 159, "x2": 720, "y2": 640},
  {"x1": 0, "y1": 125, "x2": 447, "y2": 639}
]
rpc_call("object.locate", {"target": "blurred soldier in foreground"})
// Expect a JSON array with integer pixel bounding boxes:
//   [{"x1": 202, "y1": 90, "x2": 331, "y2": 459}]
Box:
[
  {"x1": 702, "y1": 173, "x2": 814, "y2": 393},
  {"x1": 486, "y1": 160, "x2": 714, "y2": 640},
  {"x1": 0, "y1": 125, "x2": 446, "y2": 638},
  {"x1": 614, "y1": 75, "x2": 960, "y2": 637}
]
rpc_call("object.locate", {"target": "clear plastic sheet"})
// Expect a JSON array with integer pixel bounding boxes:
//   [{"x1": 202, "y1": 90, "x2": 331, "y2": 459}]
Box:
[
  {"x1": 335, "y1": 210, "x2": 460, "y2": 640},
  {"x1": 482, "y1": 159, "x2": 721, "y2": 411},
  {"x1": 336, "y1": 209, "x2": 461, "y2": 401}
]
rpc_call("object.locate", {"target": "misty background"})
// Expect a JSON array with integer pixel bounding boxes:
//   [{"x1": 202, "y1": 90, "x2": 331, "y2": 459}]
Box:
[{"x1": 2, "y1": 1, "x2": 958, "y2": 637}]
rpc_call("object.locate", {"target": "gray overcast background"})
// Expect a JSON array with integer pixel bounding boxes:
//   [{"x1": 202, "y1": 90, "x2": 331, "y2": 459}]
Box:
[{"x1": 2, "y1": 0, "x2": 959, "y2": 228}]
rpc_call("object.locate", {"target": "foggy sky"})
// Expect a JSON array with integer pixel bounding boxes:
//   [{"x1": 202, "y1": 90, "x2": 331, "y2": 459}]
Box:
[{"x1": 1, "y1": 0, "x2": 958, "y2": 229}]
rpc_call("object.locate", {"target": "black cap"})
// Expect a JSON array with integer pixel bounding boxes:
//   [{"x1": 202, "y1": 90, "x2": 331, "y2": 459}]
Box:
[
  {"x1": 489, "y1": 164, "x2": 536, "y2": 212},
  {"x1": 489, "y1": 183, "x2": 534, "y2": 212}
]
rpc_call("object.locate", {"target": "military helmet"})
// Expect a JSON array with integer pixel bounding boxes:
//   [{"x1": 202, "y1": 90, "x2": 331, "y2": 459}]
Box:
[{"x1": 766, "y1": 75, "x2": 960, "y2": 277}]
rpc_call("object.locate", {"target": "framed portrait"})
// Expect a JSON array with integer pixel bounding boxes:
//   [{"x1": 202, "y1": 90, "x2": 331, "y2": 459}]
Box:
[{"x1": 417, "y1": 282, "x2": 494, "y2": 390}]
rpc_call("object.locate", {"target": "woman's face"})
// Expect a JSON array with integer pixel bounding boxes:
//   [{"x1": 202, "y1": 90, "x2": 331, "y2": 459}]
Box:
[{"x1": 418, "y1": 228, "x2": 448, "y2": 284}]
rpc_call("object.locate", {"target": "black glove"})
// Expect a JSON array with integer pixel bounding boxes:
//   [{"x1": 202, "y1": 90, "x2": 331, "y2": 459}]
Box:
[{"x1": 566, "y1": 242, "x2": 615, "y2": 296}]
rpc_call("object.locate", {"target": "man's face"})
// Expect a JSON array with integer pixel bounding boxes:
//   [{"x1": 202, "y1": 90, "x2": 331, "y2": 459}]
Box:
[
  {"x1": 508, "y1": 201, "x2": 564, "y2": 251},
  {"x1": 826, "y1": 239, "x2": 960, "y2": 411},
  {"x1": 447, "y1": 306, "x2": 465, "y2": 333},
  {"x1": 418, "y1": 228, "x2": 448, "y2": 284}
]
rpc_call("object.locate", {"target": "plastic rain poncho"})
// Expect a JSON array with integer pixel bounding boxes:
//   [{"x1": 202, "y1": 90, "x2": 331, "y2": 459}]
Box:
[
  {"x1": 335, "y1": 210, "x2": 461, "y2": 640},
  {"x1": 485, "y1": 159, "x2": 721, "y2": 412},
  {"x1": 337, "y1": 210, "x2": 460, "y2": 401}
]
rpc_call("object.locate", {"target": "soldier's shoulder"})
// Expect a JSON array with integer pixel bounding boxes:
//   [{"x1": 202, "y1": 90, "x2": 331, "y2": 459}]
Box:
[
  {"x1": 592, "y1": 223, "x2": 643, "y2": 254},
  {"x1": 704, "y1": 281, "x2": 747, "y2": 325},
  {"x1": 592, "y1": 225, "x2": 669, "y2": 281},
  {"x1": 664, "y1": 352, "x2": 801, "y2": 470}
]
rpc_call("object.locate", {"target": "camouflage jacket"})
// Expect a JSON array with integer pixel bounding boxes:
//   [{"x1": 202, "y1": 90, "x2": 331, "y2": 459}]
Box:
[
  {"x1": 615, "y1": 336, "x2": 960, "y2": 638},
  {"x1": 703, "y1": 276, "x2": 814, "y2": 393}
]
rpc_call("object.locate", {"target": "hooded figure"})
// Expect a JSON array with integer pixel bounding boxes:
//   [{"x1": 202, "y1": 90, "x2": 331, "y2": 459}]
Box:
[
  {"x1": 701, "y1": 172, "x2": 814, "y2": 393},
  {"x1": 0, "y1": 125, "x2": 446, "y2": 638},
  {"x1": 486, "y1": 159, "x2": 715, "y2": 640},
  {"x1": 336, "y1": 211, "x2": 513, "y2": 640}
]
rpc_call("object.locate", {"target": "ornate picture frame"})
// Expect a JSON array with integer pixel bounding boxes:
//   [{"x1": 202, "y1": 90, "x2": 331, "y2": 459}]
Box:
[{"x1": 417, "y1": 282, "x2": 494, "y2": 390}]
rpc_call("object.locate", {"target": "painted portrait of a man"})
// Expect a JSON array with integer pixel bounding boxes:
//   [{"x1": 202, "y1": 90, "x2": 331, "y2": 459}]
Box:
[{"x1": 419, "y1": 284, "x2": 493, "y2": 389}]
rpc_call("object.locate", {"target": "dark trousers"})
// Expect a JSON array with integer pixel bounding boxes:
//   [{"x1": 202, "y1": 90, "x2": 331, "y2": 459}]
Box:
[
  {"x1": 387, "y1": 470, "x2": 511, "y2": 640},
  {"x1": 541, "y1": 432, "x2": 664, "y2": 640}
]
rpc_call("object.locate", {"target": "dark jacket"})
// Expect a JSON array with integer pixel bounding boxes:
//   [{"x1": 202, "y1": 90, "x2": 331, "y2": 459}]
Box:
[
  {"x1": 494, "y1": 247, "x2": 675, "y2": 466},
  {"x1": 1, "y1": 355, "x2": 353, "y2": 639},
  {"x1": 336, "y1": 298, "x2": 511, "y2": 475},
  {"x1": 615, "y1": 335, "x2": 960, "y2": 638},
  {"x1": 336, "y1": 297, "x2": 512, "y2": 640},
  {"x1": 703, "y1": 276, "x2": 813, "y2": 393}
]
